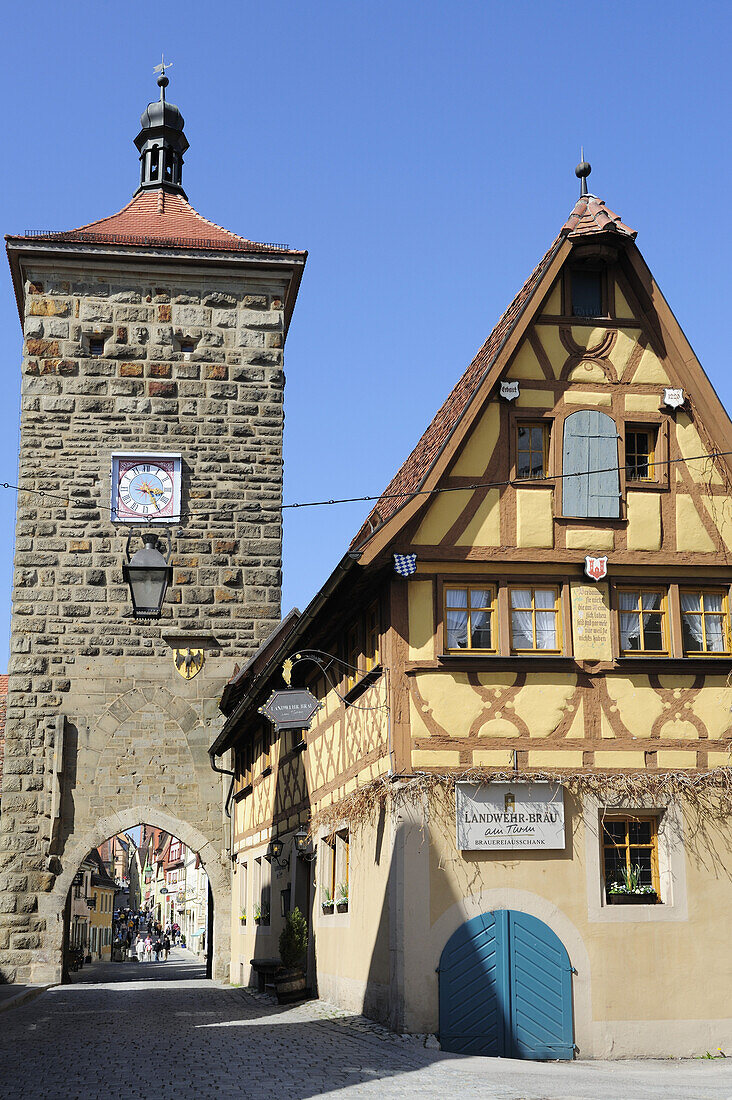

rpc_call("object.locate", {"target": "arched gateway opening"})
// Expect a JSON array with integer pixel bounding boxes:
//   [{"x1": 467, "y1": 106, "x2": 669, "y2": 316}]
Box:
[
  {"x1": 63, "y1": 823, "x2": 214, "y2": 980},
  {"x1": 40, "y1": 806, "x2": 230, "y2": 986}
]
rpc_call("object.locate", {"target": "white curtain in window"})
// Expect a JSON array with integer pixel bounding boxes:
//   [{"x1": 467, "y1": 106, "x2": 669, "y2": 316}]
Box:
[
  {"x1": 446, "y1": 609, "x2": 468, "y2": 648},
  {"x1": 704, "y1": 592, "x2": 725, "y2": 651},
  {"x1": 470, "y1": 589, "x2": 492, "y2": 647},
  {"x1": 510, "y1": 589, "x2": 534, "y2": 648},
  {"x1": 680, "y1": 592, "x2": 704, "y2": 647},
  {"x1": 619, "y1": 591, "x2": 641, "y2": 649},
  {"x1": 446, "y1": 588, "x2": 468, "y2": 648},
  {"x1": 534, "y1": 589, "x2": 556, "y2": 649}
]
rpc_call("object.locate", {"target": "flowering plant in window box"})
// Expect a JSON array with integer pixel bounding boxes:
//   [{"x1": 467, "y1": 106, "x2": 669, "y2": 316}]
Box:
[
  {"x1": 321, "y1": 888, "x2": 334, "y2": 914},
  {"x1": 608, "y1": 864, "x2": 658, "y2": 905},
  {"x1": 336, "y1": 882, "x2": 349, "y2": 912},
  {"x1": 239, "y1": 908, "x2": 247, "y2": 924},
  {"x1": 254, "y1": 903, "x2": 270, "y2": 925}
]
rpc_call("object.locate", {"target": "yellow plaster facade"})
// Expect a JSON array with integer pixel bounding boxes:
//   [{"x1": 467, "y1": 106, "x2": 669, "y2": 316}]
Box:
[{"x1": 220, "y1": 220, "x2": 732, "y2": 1060}]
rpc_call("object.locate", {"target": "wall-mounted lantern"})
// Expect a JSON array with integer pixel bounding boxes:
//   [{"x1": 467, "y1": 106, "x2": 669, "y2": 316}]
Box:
[
  {"x1": 123, "y1": 532, "x2": 173, "y2": 620},
  {"x1": 294, "y1": 827, "x2": 316, "y2": 863},
  {"x1": 265, "y1": 836, "x2": 289, "y2": 870}
]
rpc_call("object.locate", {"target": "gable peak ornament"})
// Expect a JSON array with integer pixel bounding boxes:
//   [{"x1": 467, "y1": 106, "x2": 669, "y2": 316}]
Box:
[
  {"x1": 663, "y1": 388, "x2": 684, "y2": 409},
  {"x1": 500, "y1": 380, "x2": 520, "y2": 401},
  {"x1": 174, "y1": 646, "x2": 204, "y2": 680},
  {"x1": 585, "y1": 555, "x2": 608, "y2": 581}
]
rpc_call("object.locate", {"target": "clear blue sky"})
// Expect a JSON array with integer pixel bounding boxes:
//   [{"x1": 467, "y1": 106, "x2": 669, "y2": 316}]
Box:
[{"x1": 0, "y1": 1, "x2": 729, "y2": 670}]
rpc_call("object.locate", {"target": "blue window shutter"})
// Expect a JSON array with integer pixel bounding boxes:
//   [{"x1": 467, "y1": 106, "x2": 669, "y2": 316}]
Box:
[{"x1": 562, "y1": 409, "x2": 620, "y2": 518}]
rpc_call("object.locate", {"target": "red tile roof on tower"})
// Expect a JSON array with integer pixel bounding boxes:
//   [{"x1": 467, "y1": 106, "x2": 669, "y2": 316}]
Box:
[
  {"x1": 351, "y1": 196, "x2": 634, "y2": 548},
  {"x1": 11, "y1": 189, "x2": 305, "y2": 256}
]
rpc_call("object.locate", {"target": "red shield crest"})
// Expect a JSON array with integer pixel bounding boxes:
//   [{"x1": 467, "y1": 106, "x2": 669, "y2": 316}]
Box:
[{"x1": 585, "y1": 555, "x2": 608, "y2": 581}]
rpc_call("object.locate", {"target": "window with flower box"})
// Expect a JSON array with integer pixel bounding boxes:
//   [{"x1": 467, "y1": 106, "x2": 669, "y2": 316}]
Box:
[{"x1": 602, "y1": 815, "x2": 659, "y2": 904}]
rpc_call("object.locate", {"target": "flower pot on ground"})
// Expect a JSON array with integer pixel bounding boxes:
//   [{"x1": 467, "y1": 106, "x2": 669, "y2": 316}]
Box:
[{"x1": 275, "y1": 907, "x2": 308, "y2": 1004}]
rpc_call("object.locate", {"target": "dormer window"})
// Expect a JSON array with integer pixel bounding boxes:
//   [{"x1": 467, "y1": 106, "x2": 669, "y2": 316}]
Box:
[
  {"x1": 89, "y1": 337, "x2": 105, "y2": 357},
  {"x1": 570, "y1": 269, "x2": 604, "y2": 317}
]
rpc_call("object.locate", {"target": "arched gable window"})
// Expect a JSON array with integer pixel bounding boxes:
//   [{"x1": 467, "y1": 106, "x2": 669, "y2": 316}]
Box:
[
  {"x1": 562, "y1": 409, "x2": 620, "y2": 518},
  {"x1": 149, "y1": 145, "x2": 160, "y2": 181}
]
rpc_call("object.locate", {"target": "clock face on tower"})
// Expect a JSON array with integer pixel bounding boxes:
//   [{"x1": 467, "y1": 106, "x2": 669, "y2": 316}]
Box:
[{"x1": 111, "y1": 452, "x2": 182, "y2": 524}]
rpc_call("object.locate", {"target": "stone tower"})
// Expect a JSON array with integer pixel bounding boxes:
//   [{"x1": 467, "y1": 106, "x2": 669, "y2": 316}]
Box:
[{"x1": 0, "y1": 73, "x2": 306, "y2": 983}]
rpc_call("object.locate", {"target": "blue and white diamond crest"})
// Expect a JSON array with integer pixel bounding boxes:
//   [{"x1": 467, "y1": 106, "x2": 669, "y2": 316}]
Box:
[{"x1": 393, "y1": 553, "x2": 418, "y2": 578}]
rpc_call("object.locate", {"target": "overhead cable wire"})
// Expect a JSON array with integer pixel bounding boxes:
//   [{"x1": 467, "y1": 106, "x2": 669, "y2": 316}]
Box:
[{"x1": 2, "y1": 449, "x2": 731, "y2": 520}]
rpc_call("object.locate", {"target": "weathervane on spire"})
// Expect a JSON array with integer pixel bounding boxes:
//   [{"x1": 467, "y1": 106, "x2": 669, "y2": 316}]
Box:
[
  {"x1": 153, "y1": 54, "x2": 173, "y2": 101},
  {"x1": 575, "y1": 147, "x2": 591, "y2": 197}
]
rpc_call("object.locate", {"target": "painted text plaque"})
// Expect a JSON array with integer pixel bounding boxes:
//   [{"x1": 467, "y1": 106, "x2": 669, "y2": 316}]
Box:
[
  {"x1": 456, "y1": 782, "x2": 565, "y2": 850},
  {"x1": 570, "y1": 581, "x2": 613, "y2": 661}
]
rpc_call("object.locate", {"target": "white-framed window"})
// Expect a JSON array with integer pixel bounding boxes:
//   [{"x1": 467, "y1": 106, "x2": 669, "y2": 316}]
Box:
[
  {"x1": 320, "y1": 829, "x2": 350, "y2": 913},
  {"x1": 583, "y1": 796, "x2": 688, "y2": 924}
]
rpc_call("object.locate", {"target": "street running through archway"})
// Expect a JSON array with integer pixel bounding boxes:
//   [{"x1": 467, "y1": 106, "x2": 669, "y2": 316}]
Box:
[{"x1": 3, "y1": 957, "x2": 732, "y2": 1100}]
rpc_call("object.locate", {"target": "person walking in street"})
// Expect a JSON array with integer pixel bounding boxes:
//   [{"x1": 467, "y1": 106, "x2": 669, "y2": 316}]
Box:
[
  {"x1": 144, "y1": 935, "x2": 152, "y2": 962},
  {"x1": 153, "y1": 938, "x2": 161, "y2": 962},
  {"x1": 136, "y1": 935, "x2": 145, "y2": 963},
  {"x1": 162, "y1": 933, "x2": 170, "y2": 961}
]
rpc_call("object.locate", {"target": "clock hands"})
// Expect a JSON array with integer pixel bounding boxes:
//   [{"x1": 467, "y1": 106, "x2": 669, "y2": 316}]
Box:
[{"x1": 135, "y1": 480, "x2": 165, "y2": 510}]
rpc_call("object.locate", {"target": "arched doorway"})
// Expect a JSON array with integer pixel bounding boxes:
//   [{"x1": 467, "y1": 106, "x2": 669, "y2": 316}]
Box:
[
  {"x1": 438, "y1": 910, "x2": 574, "y2": 1059},
  {"x1": 62, "y1": 823, "x2": 214, "y2": 980},
  {"x1": 40, "y1": 805, "x2": 230, "y2": 985}
]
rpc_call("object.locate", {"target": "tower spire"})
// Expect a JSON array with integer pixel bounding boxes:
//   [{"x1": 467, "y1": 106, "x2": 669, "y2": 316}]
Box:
[
  {"x1": 134, "y1": 62, "x2": 189, "y2": 199},
  {"x1": 575, "y1": 148, "x2": 591, "y2": 197}
]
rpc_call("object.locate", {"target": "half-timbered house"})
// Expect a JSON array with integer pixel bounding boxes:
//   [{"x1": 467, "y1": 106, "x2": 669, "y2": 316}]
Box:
[{"x1": 211, "y1": 169, "x2": 732, "y2": 1059}]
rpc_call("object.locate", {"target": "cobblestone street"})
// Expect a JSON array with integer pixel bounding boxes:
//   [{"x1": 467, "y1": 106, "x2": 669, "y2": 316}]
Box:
[{"x1": 0, "y1": 949, "x2": 731, "y2": 1100}]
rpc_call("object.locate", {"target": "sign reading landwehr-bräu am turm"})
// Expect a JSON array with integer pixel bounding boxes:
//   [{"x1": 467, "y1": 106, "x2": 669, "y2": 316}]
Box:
[{"x1": 456, "y1": 782, "x2": 565, "y2": 850}]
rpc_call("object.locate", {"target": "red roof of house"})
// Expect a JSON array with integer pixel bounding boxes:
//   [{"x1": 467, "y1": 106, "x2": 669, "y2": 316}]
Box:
[
  {"x1": 351, "y1": 195, "x2": 635, "y2": 547},
  {"x1": 10, "y1": 188, "x2": 305, "y2": 256},
  {"x1": 562, "y1": 193, "x2": 636, "y2": 239}
]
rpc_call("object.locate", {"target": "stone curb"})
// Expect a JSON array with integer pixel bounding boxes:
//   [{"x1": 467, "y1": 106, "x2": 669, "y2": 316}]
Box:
[{"x1": 0, "y1": 984, "x2": 51, "y2": 1014}]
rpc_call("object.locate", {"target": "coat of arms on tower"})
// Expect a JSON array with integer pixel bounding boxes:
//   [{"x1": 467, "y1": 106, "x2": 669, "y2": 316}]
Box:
[{"x1": 173, "y1": 647, "x2": 204, "y2": 680}]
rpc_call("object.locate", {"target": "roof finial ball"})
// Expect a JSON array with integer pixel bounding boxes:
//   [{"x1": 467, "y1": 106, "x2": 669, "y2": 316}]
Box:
[{"x1": 575, "y1": 151, "x2": 591, "y2": 198}]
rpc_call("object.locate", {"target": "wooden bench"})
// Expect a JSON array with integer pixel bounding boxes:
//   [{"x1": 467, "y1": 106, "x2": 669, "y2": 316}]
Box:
[{"x1": 250, "y1": 957, "x2": 280, "y2": 993}]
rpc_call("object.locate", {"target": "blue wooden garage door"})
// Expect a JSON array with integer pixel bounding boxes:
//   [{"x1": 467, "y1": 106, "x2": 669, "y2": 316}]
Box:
[{"x1": 438, "y1": 910, "x2": 574, "y2": 1059}]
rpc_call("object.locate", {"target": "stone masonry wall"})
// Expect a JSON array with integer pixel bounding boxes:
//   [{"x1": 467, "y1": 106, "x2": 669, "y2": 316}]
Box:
[{"x1": 0, "y1": 256, "x2": 293, "y2": 982}]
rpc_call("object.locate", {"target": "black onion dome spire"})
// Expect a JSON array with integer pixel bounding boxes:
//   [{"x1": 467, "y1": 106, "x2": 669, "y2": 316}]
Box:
[{"x1": 134, "y1": 70, "x2": 189, "y2": 198}]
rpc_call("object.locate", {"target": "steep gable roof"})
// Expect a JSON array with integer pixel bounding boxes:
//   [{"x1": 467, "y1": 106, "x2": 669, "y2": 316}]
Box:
[
  {"x1": 350, "y1": 192, "x2": 728, "y2": 556},
  {"x1": 349, "y1": 227, "x2": 567, "y2": 547}
]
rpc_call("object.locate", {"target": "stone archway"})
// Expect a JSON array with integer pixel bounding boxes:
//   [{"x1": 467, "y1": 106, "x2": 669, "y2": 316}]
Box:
[{"x1": 40, "y1": 803, "x2": 231, "y2": 985}]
